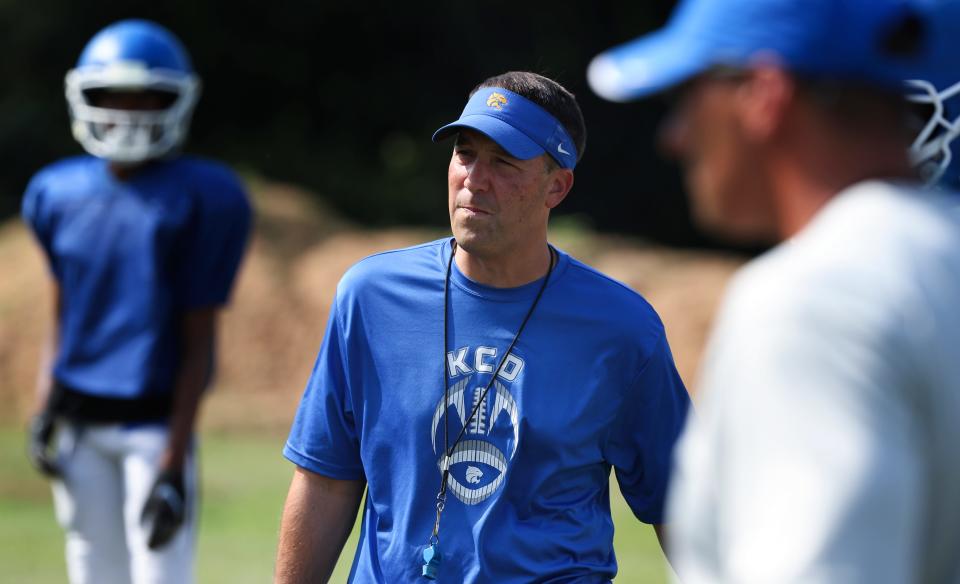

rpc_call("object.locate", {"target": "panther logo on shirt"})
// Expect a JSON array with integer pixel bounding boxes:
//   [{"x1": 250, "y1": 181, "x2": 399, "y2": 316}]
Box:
[
  {"x1": 431, "y1": 345, "x2": 522, "y2": 505},
  {"x1": 466, "y1": 466, "x2": 483, "y2": 484}
]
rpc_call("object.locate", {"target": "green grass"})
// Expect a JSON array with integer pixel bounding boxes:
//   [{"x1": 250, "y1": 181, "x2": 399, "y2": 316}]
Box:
[{"x1": 0, "y1": 426, "x2": 669, "y2": 583}]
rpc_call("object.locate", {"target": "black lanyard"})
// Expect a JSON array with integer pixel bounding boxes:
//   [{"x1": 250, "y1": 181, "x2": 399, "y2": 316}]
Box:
[{"x1": 422, "y1": 239, "x2": 556, "y2": 579}]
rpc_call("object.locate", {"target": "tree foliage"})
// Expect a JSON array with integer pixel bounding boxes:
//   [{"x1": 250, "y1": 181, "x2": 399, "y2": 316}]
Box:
[{"x1": 0, "y1": 0, "x2": 719, "y2": 246}]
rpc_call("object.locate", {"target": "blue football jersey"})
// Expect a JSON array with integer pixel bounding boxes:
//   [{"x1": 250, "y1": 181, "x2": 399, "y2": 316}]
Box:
[
  {"x1": 284, "y1": 239, "x2": 690, "y2": 583},
  {"x1": 22, "y1": 155, "x2": 251, "y2": 399}
]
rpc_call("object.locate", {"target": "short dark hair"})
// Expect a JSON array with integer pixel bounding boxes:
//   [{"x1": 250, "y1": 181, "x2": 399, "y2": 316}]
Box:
[{"x1": 471, "y1": 71, "x2": 587, "y2": 164}]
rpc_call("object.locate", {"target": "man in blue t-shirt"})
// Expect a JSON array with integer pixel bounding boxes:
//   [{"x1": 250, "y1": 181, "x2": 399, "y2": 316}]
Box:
[
  {"x1": 22, "y1": 20, "x2": 250, "y2": 584},
  {"x1": 276, "y1": 71, "x2": 691, "y2": 583}
]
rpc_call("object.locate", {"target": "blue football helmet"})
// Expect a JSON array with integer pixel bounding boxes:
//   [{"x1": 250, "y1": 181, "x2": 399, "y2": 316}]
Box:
[
  {"x1": 65, "y1": 20, "x2": 201, "y2": 163},
  {"x1": 906, "y1": 77, "x2": 960, "y2": 187}
]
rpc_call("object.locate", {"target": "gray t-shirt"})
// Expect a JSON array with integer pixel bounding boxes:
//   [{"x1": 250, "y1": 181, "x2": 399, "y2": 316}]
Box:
[{"x1": 668, "y1": 181, "x2": 960, "y2": 584}]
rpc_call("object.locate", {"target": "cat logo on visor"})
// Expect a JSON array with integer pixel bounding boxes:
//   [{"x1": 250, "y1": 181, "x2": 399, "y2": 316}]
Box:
[{"x1": 486, "y1": 92, "x2": 508, "y2": 110}]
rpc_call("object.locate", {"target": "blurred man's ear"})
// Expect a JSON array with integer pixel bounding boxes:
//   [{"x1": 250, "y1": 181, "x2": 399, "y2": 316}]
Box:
[{"x1": 736, "y1": 65, "x2": 796, "y2": 142}]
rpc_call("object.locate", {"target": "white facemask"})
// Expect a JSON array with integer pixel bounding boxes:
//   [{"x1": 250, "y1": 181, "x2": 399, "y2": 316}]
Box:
[
  {"x1": 906, "y1": 78, "x2": 960, "y2": 186},
  {"x1": 65, "y1": 62, "x2": 200, "y2": 163}
]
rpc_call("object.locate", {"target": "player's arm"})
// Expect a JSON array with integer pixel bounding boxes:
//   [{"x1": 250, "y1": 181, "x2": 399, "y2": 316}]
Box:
[
  {"x1": 161, "y1": 164, "x2": 251, "y2": 474},
  {"x1": 162, "y1": 173, "x2": 250, "y2": 473},
  {"x1": 275, "y1": 467, "x2": 366, "y2": 584},
  {"x1": 161, "y1": 307, "x2": 217, "y2": 472},
  {"x1": 22, "y1": 180, "x2": 69, "y2": 477},
  {"x1": 139, "y1": 308, "x2": 216, "y2": 549},
  {"x1": 27, "y1": 280, "x2": 62, "y2": 477},
  {"x1": 33, "y1": 281, "x2": 60, "y2": 412}
]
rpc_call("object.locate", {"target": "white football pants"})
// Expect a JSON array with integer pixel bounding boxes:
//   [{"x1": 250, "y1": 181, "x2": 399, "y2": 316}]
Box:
[{"x1": 51, "y1": 422, "x2": 197, "y2": 584}]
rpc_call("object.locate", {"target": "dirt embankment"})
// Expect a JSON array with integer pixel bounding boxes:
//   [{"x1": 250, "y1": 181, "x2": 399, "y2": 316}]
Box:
[{"x1": 0, "y1": 180, "x2": 743, "y2": 432}]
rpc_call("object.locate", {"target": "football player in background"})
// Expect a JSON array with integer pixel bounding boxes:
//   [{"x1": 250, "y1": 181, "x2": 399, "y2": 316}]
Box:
[
  {"x1": 589, "y1": 0, "x2": 960, "y2": 582},
  {"x1": 23, "y1": 19, "x2": 251, "y2": 584}
]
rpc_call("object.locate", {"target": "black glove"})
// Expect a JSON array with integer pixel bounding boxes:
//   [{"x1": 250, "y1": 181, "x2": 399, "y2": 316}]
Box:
[
  {"x1": 27, "y1": 413, "x2": 61, "y2": 478},
  {"x1": 141, "y1": 469, "x2": 187, "y2": 550}
]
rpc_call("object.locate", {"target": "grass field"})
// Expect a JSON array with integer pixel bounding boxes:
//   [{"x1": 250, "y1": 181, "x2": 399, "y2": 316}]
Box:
[{"x1": 0, "y1": 426, "x2": 670, "y2": 583}]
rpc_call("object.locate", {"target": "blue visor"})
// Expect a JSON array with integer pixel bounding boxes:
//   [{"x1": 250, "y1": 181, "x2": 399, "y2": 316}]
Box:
[
  {"x1": 588, "y1": 0, "x2": 956, "y2": 101},
  {"x1": 433, "y1": 87, "x2": 578, "y2": 169}
]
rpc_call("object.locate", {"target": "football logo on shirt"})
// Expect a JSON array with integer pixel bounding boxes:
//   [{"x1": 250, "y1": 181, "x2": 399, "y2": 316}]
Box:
[{"x1": 432, "y1": 345, "x2": 522, "y2": 505}]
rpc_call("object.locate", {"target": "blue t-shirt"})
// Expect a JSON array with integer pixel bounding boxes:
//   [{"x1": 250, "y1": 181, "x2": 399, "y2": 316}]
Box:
[
  {"x1": 21, "y1": 155, "x2": 251, "y2": 399},
  {"x1": 284, "y1": 239, "x2": 691, "y2": 583}
]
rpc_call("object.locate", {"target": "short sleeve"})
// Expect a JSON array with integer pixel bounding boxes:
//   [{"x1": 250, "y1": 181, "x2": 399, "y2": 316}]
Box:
[
  {"x1": 177, "y1": 170, "x2": 252, "y2": 308},
  {"x1": 283, "y1": 297, "x2": 365, "y2": 479},
  {"x1": 605, "y1": 332, "x2": 691, "y2": 524},
  {"x1": 21, "y1": 173, "x2": 56, "y2": 269}
]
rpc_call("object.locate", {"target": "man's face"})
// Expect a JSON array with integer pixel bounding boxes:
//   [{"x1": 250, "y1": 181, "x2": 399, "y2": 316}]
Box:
[
  {"x1": 660, "y1": 73, "x2": 777, "y2": 242},
  {"x1": 448, "y1": 129, "x2": 566, "y2": 257}
]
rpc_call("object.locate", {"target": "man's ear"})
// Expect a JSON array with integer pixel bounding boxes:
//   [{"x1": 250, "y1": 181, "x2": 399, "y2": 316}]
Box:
[
  {"x1": 737, "y1": 64, "x2": 795, "y2": 142},
  {"x1": 546, "y1": 168, "x2": 574, "y2": 209}
]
